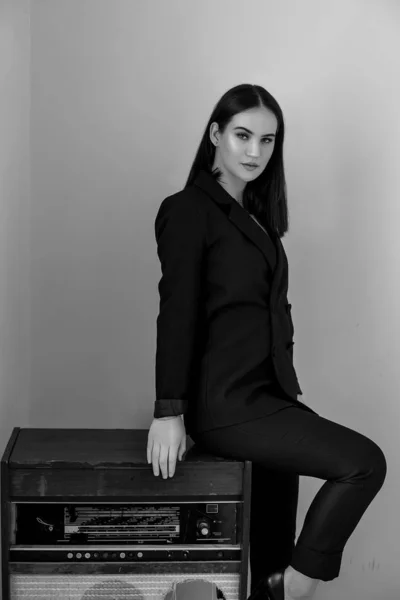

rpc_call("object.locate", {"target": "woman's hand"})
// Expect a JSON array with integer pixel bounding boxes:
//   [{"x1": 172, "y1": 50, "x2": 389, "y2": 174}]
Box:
[{"x1": 147, "y1": 416, "x2": 186, "y2": 478}]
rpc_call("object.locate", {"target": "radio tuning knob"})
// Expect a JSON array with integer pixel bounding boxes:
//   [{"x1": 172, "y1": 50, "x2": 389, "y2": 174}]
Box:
[{"x1": 198, "y1": 520, "x2": 210, "y2": 536}]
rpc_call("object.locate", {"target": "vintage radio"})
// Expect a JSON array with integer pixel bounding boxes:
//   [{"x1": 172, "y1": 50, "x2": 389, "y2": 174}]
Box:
[{"x1": 1, "y1": 428, "x2": 252, "y2": 599}]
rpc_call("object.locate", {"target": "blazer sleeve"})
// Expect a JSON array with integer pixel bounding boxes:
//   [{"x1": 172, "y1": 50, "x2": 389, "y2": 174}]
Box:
[{"x1": 153, "y1": 193, "x2": 207, "y2": 418}]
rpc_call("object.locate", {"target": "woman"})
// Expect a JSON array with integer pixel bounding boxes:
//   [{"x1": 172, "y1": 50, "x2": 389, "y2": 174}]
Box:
[{"x1": 146, "y1": 84, "x2": 387, "y2": 600}]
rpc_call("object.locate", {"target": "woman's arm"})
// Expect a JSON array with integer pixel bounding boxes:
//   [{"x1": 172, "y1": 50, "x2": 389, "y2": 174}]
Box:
[{"x1": 153, "y1": 193, "x2": 206, "y2": 418}]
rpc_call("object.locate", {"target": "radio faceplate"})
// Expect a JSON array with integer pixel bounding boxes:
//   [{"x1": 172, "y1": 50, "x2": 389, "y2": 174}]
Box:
[{"x1": 12, "y1": 501, "x2": 240, "y2": 547}]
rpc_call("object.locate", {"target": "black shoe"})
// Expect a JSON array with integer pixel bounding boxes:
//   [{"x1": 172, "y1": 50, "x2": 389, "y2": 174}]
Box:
[
  {"x1": 247, "y1": 567, "x2": 285, "y2": 600},
  {"x1": 265, "y1": 567, "x2": 285, "y2": 600}
]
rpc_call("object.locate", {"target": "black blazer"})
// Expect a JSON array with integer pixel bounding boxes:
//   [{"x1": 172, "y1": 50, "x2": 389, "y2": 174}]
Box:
[{"x1": 154, "y1": 169, "x2": 317, "y2": 436}]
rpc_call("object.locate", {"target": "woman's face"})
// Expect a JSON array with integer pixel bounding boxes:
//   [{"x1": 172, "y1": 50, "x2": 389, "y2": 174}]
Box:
[{"x1": 210, "y1": 107, "x2": 278, "y2": 185}]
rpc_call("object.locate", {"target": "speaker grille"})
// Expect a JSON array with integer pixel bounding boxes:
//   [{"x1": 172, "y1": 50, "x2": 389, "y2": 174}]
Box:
[{"x1": 10, "y1": 572, "x2": 240, "y2": 599}]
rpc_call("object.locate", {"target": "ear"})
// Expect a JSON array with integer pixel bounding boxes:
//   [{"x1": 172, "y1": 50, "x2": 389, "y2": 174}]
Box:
[{"x1": 209, "y1": 122, "x2": 220, "y2": 147}]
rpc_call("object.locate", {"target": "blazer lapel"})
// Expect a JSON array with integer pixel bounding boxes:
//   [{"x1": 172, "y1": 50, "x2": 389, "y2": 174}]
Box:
[{"x1": 193, "y1": 170, "x2": 277, "y2": 272}]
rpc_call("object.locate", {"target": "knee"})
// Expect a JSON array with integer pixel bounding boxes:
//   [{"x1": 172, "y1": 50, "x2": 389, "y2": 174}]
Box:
[
  {"x1": 370, "y1": 442, "x2": 387, "y2": 489},
  {"x1": 357, "y1": 439, "x2": 387, "y2": 491}
]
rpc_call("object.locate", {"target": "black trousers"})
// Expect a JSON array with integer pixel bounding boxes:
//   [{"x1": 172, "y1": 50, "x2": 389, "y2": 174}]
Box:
[{"x1": 190, "y1": 406, "x2": 387, "y2": 588}]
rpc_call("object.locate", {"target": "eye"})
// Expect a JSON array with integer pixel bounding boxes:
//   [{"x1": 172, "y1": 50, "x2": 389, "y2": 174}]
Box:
[{"x1": 236, "y1": 133, "x2": 274, "y2": 144}]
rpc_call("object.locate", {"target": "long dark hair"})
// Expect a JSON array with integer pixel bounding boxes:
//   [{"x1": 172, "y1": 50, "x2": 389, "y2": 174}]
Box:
[{"x1": 185, "y1": 83, "x2": 289, "y2": 237}]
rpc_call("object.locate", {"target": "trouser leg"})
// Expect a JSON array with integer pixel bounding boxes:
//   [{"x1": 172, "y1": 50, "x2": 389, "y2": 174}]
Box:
[
  {"x1": 192, "y1": 407, "x2": 387, "y2": 581},
  {"x1": 250, "y1": 465, "x2": 299, "y2": 592}
]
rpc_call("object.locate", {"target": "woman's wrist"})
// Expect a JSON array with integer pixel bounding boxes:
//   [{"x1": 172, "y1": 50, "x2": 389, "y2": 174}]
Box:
[{"x1": 155, "y1": 415, "x2": 183, "y2": 421}]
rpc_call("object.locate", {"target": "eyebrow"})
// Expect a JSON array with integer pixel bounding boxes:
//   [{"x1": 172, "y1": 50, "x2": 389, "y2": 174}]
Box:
[{"x1": 233, "y1": 126, "x2": 276, "y2": 137}]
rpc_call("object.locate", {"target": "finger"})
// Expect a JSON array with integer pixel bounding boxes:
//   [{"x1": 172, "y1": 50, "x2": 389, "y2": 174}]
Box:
[
  {"x1": 159, "y1": 446, "x2": 169, "y2": 479},
  {"x1": 152, "y1": 444, "x2": 161, "y2": 477},
  {"x1": 168, "y1": 447, "x2": 178, "y2": 478},
  {"x1": 178, "y1": 440, "x2": 186, "y2": 460},
  {"x1": 147, "y1": 437, "x2": 153, "y2": 464}
]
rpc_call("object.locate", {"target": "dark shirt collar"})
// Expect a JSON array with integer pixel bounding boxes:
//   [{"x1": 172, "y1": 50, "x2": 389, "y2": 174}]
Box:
[{"x1": 193, "y1": 169, "x2": 238, "y2": 208}]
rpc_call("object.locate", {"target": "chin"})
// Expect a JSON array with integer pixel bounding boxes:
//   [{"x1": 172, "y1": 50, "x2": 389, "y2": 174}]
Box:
[
  {"x1": 239, "y1": 169, "x2": 260, "y2": 181},
  {"x1": 233, "y1": 166, "x2": 255, "y2": 181}
]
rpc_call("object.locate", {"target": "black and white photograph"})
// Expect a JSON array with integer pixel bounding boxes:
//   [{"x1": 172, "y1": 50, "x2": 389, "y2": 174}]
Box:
[{"x1": 1, "y1": 1, "x2": 399, "y2": 599}]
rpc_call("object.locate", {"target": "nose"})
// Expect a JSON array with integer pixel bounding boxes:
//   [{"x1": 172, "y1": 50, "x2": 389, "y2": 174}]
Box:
[{"x1": 246, "y1": 139, "x2": 262, "y2": 158}]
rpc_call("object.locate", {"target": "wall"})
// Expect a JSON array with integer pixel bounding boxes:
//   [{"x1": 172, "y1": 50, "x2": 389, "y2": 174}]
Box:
[
  {"x1": 0, "y1": 0, "x2": 30, "y2": 588},
  {"x1": 7, "y1": 0, "x2": 400, "y2": 598},
  {"x1": 0, "y1": 0, "x2": 30, "y2": 469}
]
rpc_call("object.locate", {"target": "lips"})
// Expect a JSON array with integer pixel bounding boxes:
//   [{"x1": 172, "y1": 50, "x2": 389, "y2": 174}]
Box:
[{"x1": 242, "y1": 163, "x2": 259, "y2": 167}]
